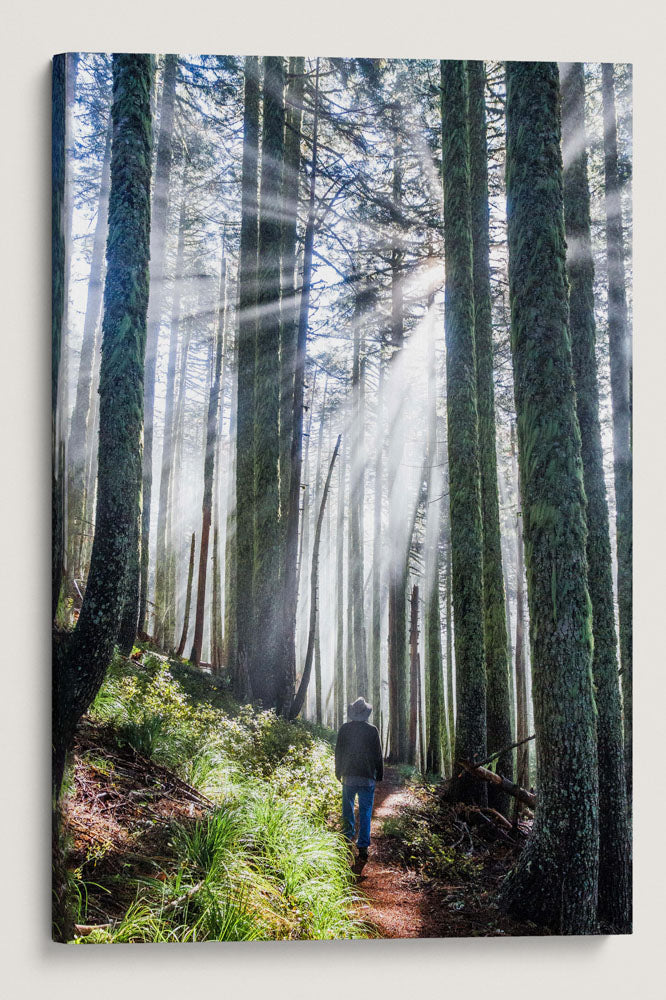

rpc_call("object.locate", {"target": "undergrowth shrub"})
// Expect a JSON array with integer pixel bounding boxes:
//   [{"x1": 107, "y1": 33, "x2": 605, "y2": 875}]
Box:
[
  {"x1": 382, "y1": 785, "x2": 482, "y2": 883},
  {"x1": 72, "y1": 651, "x2": 367, "y2": 942}
]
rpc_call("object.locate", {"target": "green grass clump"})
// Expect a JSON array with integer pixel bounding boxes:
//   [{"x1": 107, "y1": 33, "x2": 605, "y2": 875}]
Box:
[{"x1": 70, "y1": 652, "x2": 368, "y2": 942}]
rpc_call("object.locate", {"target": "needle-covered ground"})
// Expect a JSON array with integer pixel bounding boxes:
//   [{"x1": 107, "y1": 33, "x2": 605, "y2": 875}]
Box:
[{"x1": 351, "y1": 769, "x2": 547, "y2": 938}]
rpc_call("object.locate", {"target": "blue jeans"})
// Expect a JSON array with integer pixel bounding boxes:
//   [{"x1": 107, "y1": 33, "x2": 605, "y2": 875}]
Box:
[{"x1": 342, "y1": 781, "x2": 376, "y2": 848}]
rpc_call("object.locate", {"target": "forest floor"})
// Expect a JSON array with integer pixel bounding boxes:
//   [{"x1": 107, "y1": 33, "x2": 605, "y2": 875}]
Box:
[
  {"x1": 60, "y1": 651, "x2": 546, "y2": 940},
  {"x1": 351, "y1": 766, "x2": 548, "y2": 938}
]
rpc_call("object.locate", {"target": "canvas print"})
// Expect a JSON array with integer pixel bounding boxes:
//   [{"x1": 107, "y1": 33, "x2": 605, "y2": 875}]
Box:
[{"x1": 51, "y1": 54, "x2": 633, "y2": 941}]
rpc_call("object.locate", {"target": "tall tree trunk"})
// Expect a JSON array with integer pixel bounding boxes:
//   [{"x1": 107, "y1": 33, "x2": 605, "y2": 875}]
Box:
[
  {"x1": 52, "y1": 55, "x2": 67, "y2": 622},
  {"x1": 425, "y1": 308, "x2": 445, "y2": 775},
  {"x1": 290, "y1": 436, "x2": 342, "y2": 719},
  {"x1": 191, "y1": 267, "x2": 224, "y2": 665},
  {"x1": 445, "y1": 535, "x2": 455, "y2": 770},
  {"x1": 140, "y1": 53, "x2": 178, "y2": 632},
  {"x1": 561, "y1": 61, "x2": 631, "y2": 931},
  {"x1": 253, "y1": 55, "x2": 286, "y2": 706},
  {"x1": 371, "y1": 351, "x2": 384, "y2": 717},
  {"x1": 279, "y1": 56, "x2": 306, "y2": 525},
  {"x1": 601, "y1": 62, "x2": 633, "y2": 801},
  {"x1": 282, "y1": 59, "x2": 320, "y2": 712},
  {"x1": 467, "y1": 60, "x2": 513, "y2": 813},
  {"x1": 335, "y1": 432, "x2": 347, "y2": 728},
  {"x1": 350, "y1": 291, "x2": 369, "y2": 695},
  {"x1": 224, "y1": 345, "x2": 238, "y2": 665},
  {"x1": 440, "y1": 60, "x2": 487, "y2": 805},
  {"x1": 53, "y1": 54, "x2": 153, "y2": 795},
  {"x1": 408, "y1": 584, "x2": 420, "y2": 765},
  {"x1": 67, "y1": 120, "x2": 112, "y2": 583},
  {"x1": 499, "y1": 61, "x2": 599, "y2": 935},
  {"x1": 234, "y1": 56, "x2": 261, "y2": 699},
  {"x1": 387, "y1": 111, "x2": 409, "y2": 762},
  {"x1": 311, "y1": 384, "x2": 328, "y2": 722},
  {"x1": 176, "y1": 532, "x2": 196, "y2": 658},
  {"x1": 154, "y1": 192, "x2": 187, "y2": 647},
  {"x1": 512, "y1": 424, "x2": 530, "y2": 794}
]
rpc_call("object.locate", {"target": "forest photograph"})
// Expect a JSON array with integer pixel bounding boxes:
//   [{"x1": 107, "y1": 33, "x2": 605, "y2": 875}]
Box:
[{"x1": 51, "y1": 52, "x2": 633, "y2": 943}]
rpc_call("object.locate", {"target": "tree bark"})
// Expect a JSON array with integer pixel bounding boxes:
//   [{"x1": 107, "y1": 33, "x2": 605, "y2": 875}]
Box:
[
  {"x1": 52, "y1": 55, "x2": 153, "y2": 795},
  {"x1": 282, "y1": 59, "x2": 320, "y2": 713},
  {"x1": 387, "y1": 109, "x2": 409, "y2": 762},
  {"x1": 408, "y1": 584, "x2": 420, "y2": 765},
  {"x1": 190, "y1": 263, "x2": 225, "y2": 666},
  {"x1": 52, "y1": 54, "x2": 67, "y2": 622},
  {"x1": 468, "y1": 60, "x2": 513, "y2": 814},
  {"x1": 601, "y1": 62, "x2": 633, "y2": 801},
  {"x1": 176, "y1": 532, "x2": 196, "y2": 658},
  {"x1": 290, "y1": 436, "x2": 342, "y2": 718},
  {"x1": 440, "y1": 60, "x2": 487, "y2": 806},
  {"x1": 234, "y1": 56, "x2": 261, "y2": 698},
  {"x1": 253, "y1": 55, "x2": 286, "y2": 707},
  {"x1": 140, "y1": 53, "x2": 178, "y2": 633},
  {"x1": 561, "y1": 61, "x2": 631, "y2": 931},
  {"x1": 499, "y1": 61, "x2": 599, "y2": 935},
  {"x1": 279, "y1": 56, "x2": 306, "y2": 525}
]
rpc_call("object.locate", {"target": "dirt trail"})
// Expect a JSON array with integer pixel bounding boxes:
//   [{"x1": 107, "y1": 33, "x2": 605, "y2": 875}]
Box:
[{"x1": 351, "y1": 767, "x2": 452, "y2": 938}]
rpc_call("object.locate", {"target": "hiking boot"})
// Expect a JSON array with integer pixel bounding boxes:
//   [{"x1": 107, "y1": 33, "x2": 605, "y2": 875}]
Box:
[{"x1": 358, "y1": 847, "x2": 368, "y2": 862}]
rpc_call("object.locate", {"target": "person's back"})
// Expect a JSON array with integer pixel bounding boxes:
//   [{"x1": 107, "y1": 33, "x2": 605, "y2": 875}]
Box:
[
  {"x1": 335, "y1": 720, "x2": 383, "y2": 784},
  {"x1": 334, "y1": 698, "x2": 383, "y2": 862}
]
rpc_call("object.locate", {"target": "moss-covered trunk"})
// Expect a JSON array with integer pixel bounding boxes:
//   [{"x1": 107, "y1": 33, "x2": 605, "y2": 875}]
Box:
[
  {"x1": 334, "y1": 440, "x2": 347, "y2": 728},
  {"x1": 52, "y1": 54, "x2": 67, "y2": 622},
  {"x1": 601, "y1": 63, "x2": 633, "y2": 801},
  {"x1": 234, "y1": 56, "x2": 260, "y2": 699},
  {"x1": 387, "y1": 114, "x2": 409, "y2": 762},
  {"x1": 499, "y1": 61, "x2": 599, "y2": 934},
  {"x1": 282, "y1": 60, "x2": 319, "y2": 713},
  {"x1": 52, "y1": 54, "x2": 153, "y2": 796},
  {"x1": 253, "y1": 56, "x2": 286, "y2": 707},
  {"x1": 561, "y1": 61, "x2": 631, "y2": 931},
  {"x1": 440, "y1": 60, "x2": 486, "y2": 804},
  {"x1": 467, "y1": 60, "x2": 512, "y2": 813},
  {"x1": 279, "y1": 56, "x2": 305, "y2": 527}
]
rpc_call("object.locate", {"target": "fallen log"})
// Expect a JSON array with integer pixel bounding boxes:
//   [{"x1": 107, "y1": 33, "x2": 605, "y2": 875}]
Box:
[
  {"x1": 458, "y1": 760, "x2": 537, "y2": 809},
  {"x1": 74, "y1": 923, "x2": 112, "y2": 936}
]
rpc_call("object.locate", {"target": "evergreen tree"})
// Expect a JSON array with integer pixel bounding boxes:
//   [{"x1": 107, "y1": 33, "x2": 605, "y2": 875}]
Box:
[
  {"x1": 601, "y1": 63, "x2": 633, "y2": 799},
  {"x1": 140, "y1": 52, "x2": 178, "y2": 633},
  {"x1": 53, "y1": 53, "x2": 153, "y2": 794},
  {"x1": 467, "y1": 60, "x2": 512, "y2": 812},
  {"x1": 191, "y1": 265, "x2": 225, "y2": 665},
  {"x1": 254, "y1": 55, "x2": 286, "y2": 707},
  {"x1": 440, "y1": 60, "x2": 486, "y2": 804},
  {"x1": 499, "y1": 61, "x2": 599, "y2": 934},
  {"x1": 234, "y1": 56, "x2": 261, "y2": 699},
  {"x1": 52, "y1": 54, "x2": 67, "y2": 622},
  {"x1": 387, "y1": 109, "x2": 409, "y2": 762},
  {"x1": 279, "y1": 56, "x2": 306, "y2": 524},
  {"x1": 561, "y1": 61, "x2": 631, "y2": 930},
  {"x1": 67, "y1": 120, "x2": 112, "y2": 584},
  {"x1": 283, "y1": 59, "x2": 320, "y2": 710}
]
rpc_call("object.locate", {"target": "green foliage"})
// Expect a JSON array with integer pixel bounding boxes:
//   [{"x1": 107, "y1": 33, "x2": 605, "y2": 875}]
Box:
[
  {"x1": 382, "y1": 786, "x2": 481, "y2": 883},
  {"x1": 74, "y1": 653, "x2": 367, "y2": 941}
]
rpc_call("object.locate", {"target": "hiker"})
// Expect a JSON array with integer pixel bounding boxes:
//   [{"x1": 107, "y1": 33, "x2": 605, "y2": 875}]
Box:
[{"x1": 334, "y1": 697, "x2": 383, "y2": 861}]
